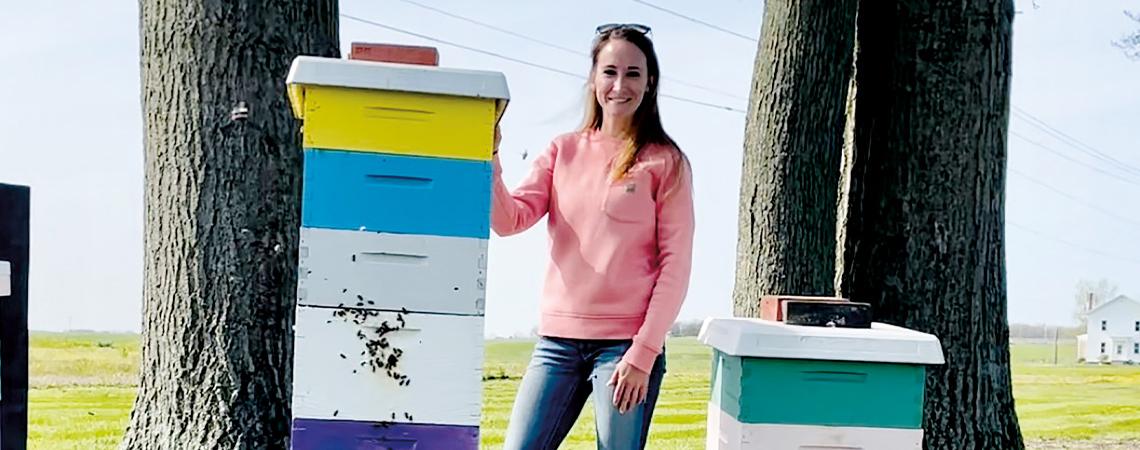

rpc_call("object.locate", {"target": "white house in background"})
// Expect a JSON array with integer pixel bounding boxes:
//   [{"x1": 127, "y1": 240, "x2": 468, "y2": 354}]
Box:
[{"x1": 1077, "y1": 295, "x2": 1140, "y2": 364}]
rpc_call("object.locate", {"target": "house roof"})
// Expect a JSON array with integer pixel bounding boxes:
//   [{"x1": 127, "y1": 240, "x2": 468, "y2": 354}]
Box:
[{"x1": 1088, "y1": 295, "x2": 1140, "y2": 315}]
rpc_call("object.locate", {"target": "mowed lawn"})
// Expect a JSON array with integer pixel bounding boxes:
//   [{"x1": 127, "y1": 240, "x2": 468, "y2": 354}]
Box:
[{"x1": 24, "y1": 332, "x2": 1140, "y2": 449}]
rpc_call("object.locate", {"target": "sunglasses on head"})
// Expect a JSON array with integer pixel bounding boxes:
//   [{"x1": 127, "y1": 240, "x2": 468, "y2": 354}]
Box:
[{"x1": 595, "y1": 23, "x2": 652, "y2": 36}]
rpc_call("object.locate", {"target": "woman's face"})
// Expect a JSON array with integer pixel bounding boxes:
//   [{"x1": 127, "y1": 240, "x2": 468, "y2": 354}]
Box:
[{"x1": 592, "y1": 38, "x2": 650, "y2": 121}]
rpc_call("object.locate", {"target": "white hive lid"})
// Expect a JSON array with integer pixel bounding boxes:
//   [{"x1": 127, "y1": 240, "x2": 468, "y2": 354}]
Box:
[
  {"x1": 286, "y1": 55, "x2": 510, "y2": 100},
  {"x1": 698, "y1": 317, "x2": 945, "y2": 365}
]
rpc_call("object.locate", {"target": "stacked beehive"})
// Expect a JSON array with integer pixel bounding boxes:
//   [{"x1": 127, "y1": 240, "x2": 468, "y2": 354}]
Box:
[{"x1": 285, "y1": 50, "x2": 508, "y2": 449}]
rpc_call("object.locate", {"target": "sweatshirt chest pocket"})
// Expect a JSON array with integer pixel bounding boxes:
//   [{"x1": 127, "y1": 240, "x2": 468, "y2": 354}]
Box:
[{"x1": 602, "y1": 172, "x2": 656, "y2": 224}]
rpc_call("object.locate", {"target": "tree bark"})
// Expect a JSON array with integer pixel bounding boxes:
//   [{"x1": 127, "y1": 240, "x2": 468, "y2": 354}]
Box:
[
  {"x1": 122, "y1": 2, "x2": 338, "y2": 449},
  {"x1": 838, "y1": 1, "x2": 1023, "y2": 448},
  {"x1": 732, "y1": 0, "x2": 857, "y2": 317}
]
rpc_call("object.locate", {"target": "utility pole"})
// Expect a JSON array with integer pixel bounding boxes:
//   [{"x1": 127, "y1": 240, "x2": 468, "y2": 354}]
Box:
[{"x1": 1053, "y1": 326, "x2": 1059, "y2": 365}]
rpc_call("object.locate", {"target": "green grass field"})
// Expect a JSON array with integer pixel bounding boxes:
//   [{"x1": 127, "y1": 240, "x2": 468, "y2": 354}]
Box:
[{"x1": 23, "y1": 332, "x2": 1140, "y2": 449}]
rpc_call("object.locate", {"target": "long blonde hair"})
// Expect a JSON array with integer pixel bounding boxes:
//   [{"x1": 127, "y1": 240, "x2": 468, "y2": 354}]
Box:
[{"x1": 581, "y1": 27, "x2": 688, "y2": 193}]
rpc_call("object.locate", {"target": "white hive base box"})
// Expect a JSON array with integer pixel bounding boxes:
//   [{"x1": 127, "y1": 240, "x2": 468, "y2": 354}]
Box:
[
  {"x1": 292, "y1": 305, "x2": 483, "y2": 426},
  {"x1": 707, "y1": 404, "x2": 923, "y2": 450}
]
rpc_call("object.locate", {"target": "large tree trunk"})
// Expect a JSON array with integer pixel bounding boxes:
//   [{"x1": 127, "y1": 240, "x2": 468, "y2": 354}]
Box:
[
  {"x1": 122, "y1": 2, "x2": 338, "y2": 449},
  {"x1": 732, "y1": 0, "x2": 857, "y2": 317},
  {"x1": 837, "y1": 1, "x2": 1023, "y2": 448}
]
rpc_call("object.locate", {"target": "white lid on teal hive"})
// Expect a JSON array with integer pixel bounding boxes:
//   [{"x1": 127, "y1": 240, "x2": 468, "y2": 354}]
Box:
[
  {"x1": 698, "y1": 317, "x2": 945, "y2": 365},
  {"x1": 286, "y1": 56, "x2": 510, "y2": 101},
  {"x1": 0, "y1": 260, "x2": 10, "y2": 297}
]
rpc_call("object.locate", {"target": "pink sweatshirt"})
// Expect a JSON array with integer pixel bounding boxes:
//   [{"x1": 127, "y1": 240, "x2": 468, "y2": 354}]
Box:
[{"x1": 490, "y1": 129, "x2": 695, "y2": 373}]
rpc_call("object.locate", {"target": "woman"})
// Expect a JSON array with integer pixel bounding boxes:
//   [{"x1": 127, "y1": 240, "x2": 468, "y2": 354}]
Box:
[{"x1": 492, "y1": 23, "x2": 695, "y2": 450}]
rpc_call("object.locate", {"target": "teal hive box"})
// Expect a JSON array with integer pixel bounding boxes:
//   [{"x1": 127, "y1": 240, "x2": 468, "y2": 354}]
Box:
[{"x1": 699, "y1": 317, "x2": 945, "y2": 450}]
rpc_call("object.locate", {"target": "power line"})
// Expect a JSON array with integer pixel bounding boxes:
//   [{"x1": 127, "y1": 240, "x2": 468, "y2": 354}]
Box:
[
  {"x1": 1008, "y1": 222, "x2": 1140, "y2": 266},
  {"x1": 1012, "y1": 106, "x2": 1140, "y2": 177},
  {"x1": 626, "y1": 1, "x2": 1138, "y2": 188},
  {"x1": 631, "y1": 0, "x2": 758, "y2": 42},
  {"x1": 350, "y1": 8, "x2": 1140, "y2": 190},
  {"x1": 1009, "y1": 167, "x2": 1140, "y2": 229},
  {"x1": 392, "y1": 0, "x2": 748, "y2": 101},
  {"x1": 341, "y1": 13, "x2": 746, "y2": 113},
  {"x1": 342, "y1": 8, "x2": 1140, "y2": 270},
  {"x1": 393, "y1": 0, "x2": 584, "y2": 57},
  {"x1": 366, "y1": 4, "x2": 1140, "y2": 267},
  {"x1": 639, "y1": 0, "x2": 1140, "y2": 187},
  {"x1": 342, "y1": 14, "x2": 580, "y2": 76},
  {"x1": 1010, "y1": 131, "x2": 1140, "y2": 189}
]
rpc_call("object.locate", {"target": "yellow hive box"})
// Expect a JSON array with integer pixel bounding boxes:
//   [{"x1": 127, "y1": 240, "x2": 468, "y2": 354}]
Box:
[{"x1": 286, "y1": 56, "x2": 509, "y2": 161}]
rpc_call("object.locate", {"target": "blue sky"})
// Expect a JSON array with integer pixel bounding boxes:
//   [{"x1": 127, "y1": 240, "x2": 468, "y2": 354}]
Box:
[{"x1": 1, "y1": 1, "x2": 1137, "y2": 336}]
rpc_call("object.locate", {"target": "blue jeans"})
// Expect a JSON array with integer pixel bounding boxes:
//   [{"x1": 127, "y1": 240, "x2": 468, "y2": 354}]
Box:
[{"x1": 502, "y1": 336, "x2": 667, "y2": 450}]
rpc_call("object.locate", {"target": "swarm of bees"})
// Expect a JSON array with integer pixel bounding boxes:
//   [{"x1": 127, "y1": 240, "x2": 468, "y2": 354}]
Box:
[
  {"x1": 330, "y1": 303, "x2": 411, "y2": 382},
  {"x1": 330, "y1": 298, "x2": 416, "y2": 425}
]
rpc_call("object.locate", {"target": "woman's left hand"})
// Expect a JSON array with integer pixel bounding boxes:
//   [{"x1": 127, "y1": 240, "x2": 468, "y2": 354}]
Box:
[
  {"x1": 607, "y1": 360, "x2": 649, "y2": 414},
  {"x1": 493, "y1": 123, "x2": 502, "y2": 155}
]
